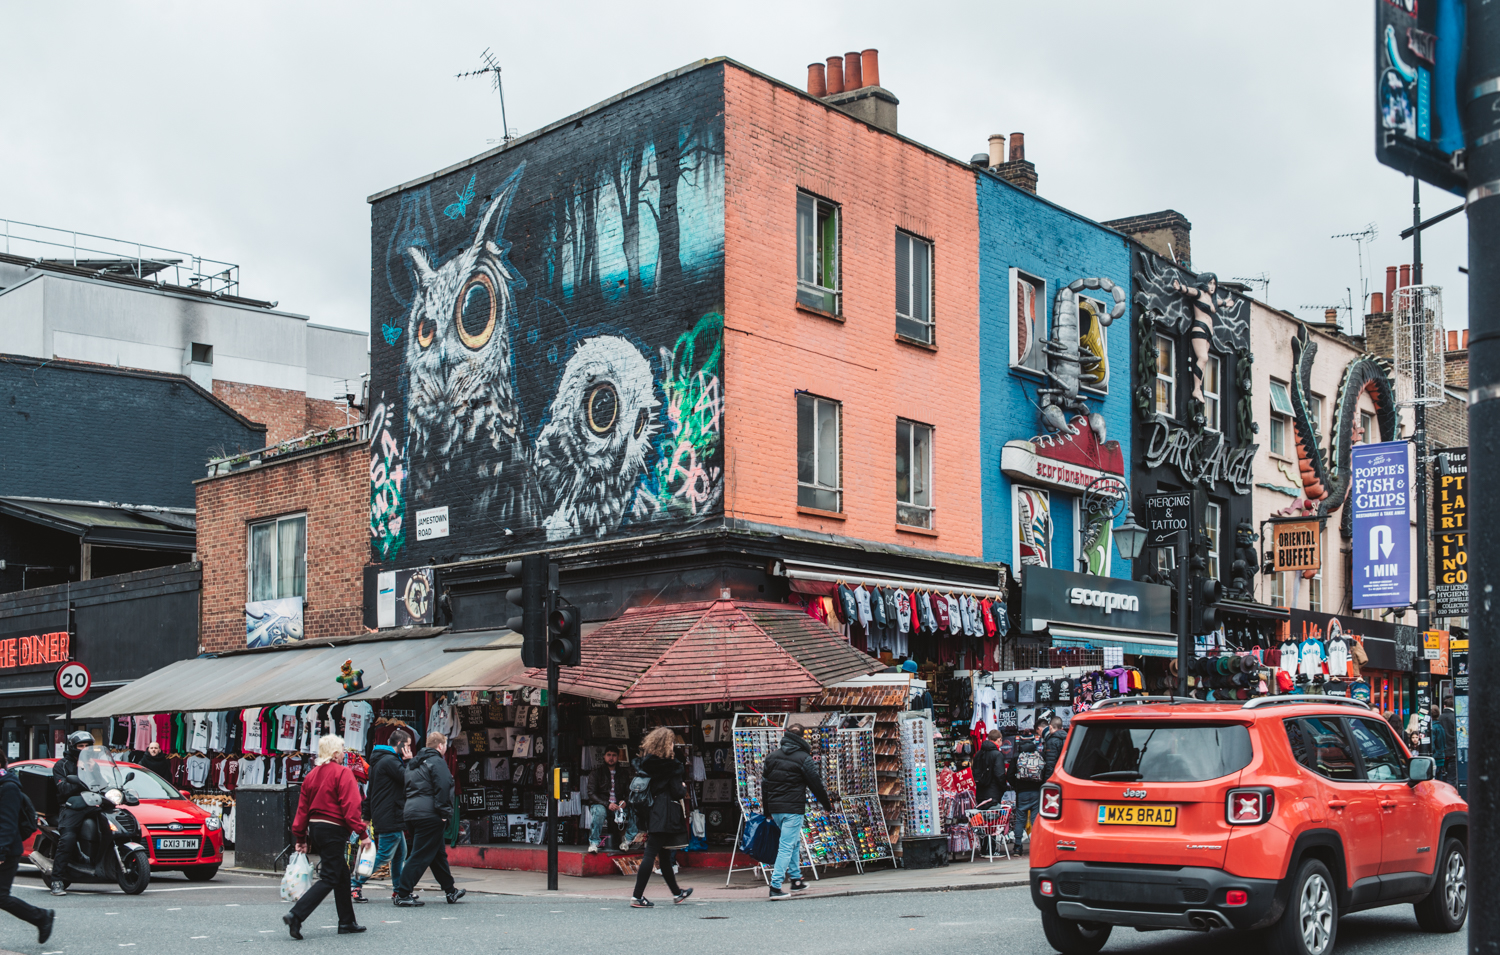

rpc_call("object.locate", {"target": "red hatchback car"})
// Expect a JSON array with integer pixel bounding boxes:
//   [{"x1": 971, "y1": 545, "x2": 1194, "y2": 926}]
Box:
[
  {"x1": 14, "y1": 759, "x2": 224, "y2": 880},
  {"x1": 1029, "y1": 696, "x2": 1467, "y2": 955}
]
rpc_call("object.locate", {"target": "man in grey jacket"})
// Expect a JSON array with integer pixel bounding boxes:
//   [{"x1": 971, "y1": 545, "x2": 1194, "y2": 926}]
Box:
[{"x1": 393, "y1": 733, "x2": 465, "y2": 907}]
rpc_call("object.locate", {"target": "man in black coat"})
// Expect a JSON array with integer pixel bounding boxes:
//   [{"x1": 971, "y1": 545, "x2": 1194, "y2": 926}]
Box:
[
  {"x1": 0, "y1": 759, "x2": 52, "y2": 942},
  {"x1": 394, "y1": 732, "x2": 464, "y2": 907},
  {"x1": 49, "y1": 731, "x2": 94, "y2": 896},
  {"x1": 760, "y1": 726, "x2": 835, "y2": 900},
  {"x1": 1040, "y1": 715, "x2": 1067, "y2": 782},
  {"x1": 351, "y1": 729, "x2": 411, "y2": 904},
  {"x1": 973, "y1": 729, "x2": 1007, "y2": 809}
]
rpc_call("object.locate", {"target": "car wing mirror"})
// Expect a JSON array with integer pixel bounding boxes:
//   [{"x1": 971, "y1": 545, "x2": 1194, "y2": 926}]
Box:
[
  {"x1": 181, "y1": 790, "x2": 193, "y2": 800},
  {"x1": 1408, "y1": 756, "x2": 1435, "y2": 785}
]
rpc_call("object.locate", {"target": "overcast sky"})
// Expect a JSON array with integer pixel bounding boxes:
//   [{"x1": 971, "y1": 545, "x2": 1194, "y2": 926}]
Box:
[{"x1": 0, "y1": 1, "x2": 1469, "y2": 339}]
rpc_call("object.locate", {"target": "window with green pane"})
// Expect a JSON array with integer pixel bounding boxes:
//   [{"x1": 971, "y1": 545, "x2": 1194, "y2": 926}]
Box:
[
  {"x1": 249, "y1": 514, "x2": 306, "y2": 601},
  {"x1": 896, "y1": 418, "x2": 933, "y2": 528},
  {"x1": 796, "y1": 192, "x2": 840, "y2": 314},
  {"x1": 797, "y1": 393, "x2": 841, "y2": 512}
]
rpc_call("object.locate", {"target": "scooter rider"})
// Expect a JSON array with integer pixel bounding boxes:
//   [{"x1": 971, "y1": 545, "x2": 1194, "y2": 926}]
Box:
[{"x1": 49, "y1": 731, "x2": 94, "y2": 896}]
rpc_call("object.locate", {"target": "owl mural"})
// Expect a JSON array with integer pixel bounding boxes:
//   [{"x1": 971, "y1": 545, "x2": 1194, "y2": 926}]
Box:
[{"x1": 398, "y1": 163, "x2": 665, "y2": 542}]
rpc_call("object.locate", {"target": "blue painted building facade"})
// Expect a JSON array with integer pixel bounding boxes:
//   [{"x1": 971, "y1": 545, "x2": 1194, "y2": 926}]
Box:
[{"x1": 977, "y1": 174, "x2": 1134, "y2": 585}]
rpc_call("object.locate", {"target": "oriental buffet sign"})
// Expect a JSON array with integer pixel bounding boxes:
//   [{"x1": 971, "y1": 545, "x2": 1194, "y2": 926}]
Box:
[{"x1": 1143, "y1": 420, "x2": 1255, "y2": 494}]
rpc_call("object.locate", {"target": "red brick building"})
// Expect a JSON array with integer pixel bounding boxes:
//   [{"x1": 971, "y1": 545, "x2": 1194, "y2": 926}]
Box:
[{"x1": 195, "y1": 427, "x2": 368, "y2": 654}]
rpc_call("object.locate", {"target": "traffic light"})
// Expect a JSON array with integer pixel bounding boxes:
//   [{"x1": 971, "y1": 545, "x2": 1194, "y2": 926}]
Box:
[
  {"x1": 1192, "y1": 574, "x2": 1223, "y2": 634},
  {"x1": 505, "y1": 554, "x2": 548, "y2": 668},
  {"x1": 549, "y1": 601, "x2": 581, "y2": 667}
]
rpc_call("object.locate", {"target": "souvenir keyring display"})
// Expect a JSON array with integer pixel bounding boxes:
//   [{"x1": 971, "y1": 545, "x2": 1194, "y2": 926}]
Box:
[
  {"x1": 901, "y1": 714, "x2": 940, "y2": 838},
  {"x1": 725, "y1": 712, "x2": 821, "y2": 885}
]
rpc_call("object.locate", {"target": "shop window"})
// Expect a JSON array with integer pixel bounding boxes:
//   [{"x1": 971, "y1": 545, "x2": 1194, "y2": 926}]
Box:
[
  {"x1": 1155, "y1": 545, "x2": 1175, "y2": 575},
  {"x1": 1154, "y1": 335, "x2": 1175, "y2": 417},
  {"x1": 797, "y1": 393, "x2": 841, "y2": 512},
  {"x1": 895, "y1": 231, "x2": 933, "y2": 344},
  {"x1": 895, "y1": 418, "x2": 933, "y2": 529},
  {"x1": 1014, "y1": 486, "x2": 1052, "y2": 571},
  {"x1": 1009, "y1": 269, "x2": 1046, "y2": 373},
  {"x1": 1269, "y1": 379, "x2": 1294, "y2": 456},
  {"x1": 1077, "y1": 296, "x2": 1109, "y2": 394},
  {"x1": 1308, "y1": 394, "x2": 1323, "y2": 440},
  {"x1": 249, "y1": 514, "x2": 306, "y2": 601},
  {"x1": 1204, "y1": 502, "x2": 1221, "y2": 580},
  {"x1": 1203, "y1": 354, "x2": 1220, "y2": 431},
  {"x1": 1269, "y1": 570, "x2": 1287, "y2": 608},
  {"x1": 796, "y1": 191, "x2": 840, "y2": 314}
]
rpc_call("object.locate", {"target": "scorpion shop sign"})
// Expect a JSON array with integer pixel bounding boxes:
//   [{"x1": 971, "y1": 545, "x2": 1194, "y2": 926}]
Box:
[
  {"x1": 1271, "y1": 519, "x2": 1321, "y2": 573},
  {"x1": 1142, "y1": 420, "x2": 1256, "y2": 494}
]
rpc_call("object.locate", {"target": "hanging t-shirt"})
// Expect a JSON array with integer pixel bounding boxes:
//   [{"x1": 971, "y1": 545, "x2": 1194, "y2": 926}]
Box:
[
  {"x1": 185, "y1": 754, "x2": 211, "y2": 788},
  {"x1": 342, "y1": 701, "x2": 374, "y2": 754},
  {"x1": 132, "y1": 716, "x2": 154, "y2": 751},
  {"x1": 1280, "y1": 641, "x2": 1301, "y2": 677},
  {"x1": 301, "y1": 705, "x2": 320, "y2": 753},
  {"x1": 1300, "y1": 639, "x2": 1326, "y2": 678},
  {"x1": 274, "y1": 706, "x2": 298, "y2": 751},
  {"x1": 242, "y1": 709, "x2": 264, "y2": 755},
  {"x1": 1018, "y1": 680, "x2": 1036, "y2": 704},
  {"x1": 189, "y1": 712, "x2": 211, "y2": 753},
  {"x1": 1327, "y1": 638, "x2": 1350, "y2": 678},
  {"x1": 853, "y1": 586, "x2": 873, "y2": 628},
  {"x1": 946, "y1": 595, "x2": 962, "y2": 634},
  {"x1": 893, "y1": 589, "x2": 911, "y2": 634}
]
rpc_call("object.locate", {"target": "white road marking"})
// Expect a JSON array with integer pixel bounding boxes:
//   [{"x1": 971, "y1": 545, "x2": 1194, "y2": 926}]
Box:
[
  {"x1": 190, "y1": 936, "x2": 207, "y2": 939},
  {"x1": 167, "y1": 907, "x2": 181, "y2": 911}
]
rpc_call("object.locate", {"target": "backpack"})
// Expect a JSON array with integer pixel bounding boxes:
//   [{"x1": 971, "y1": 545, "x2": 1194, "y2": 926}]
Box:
[
  {"x1": 628, "y1": 771, "x2": 654, "y2": 811},
  {"x1": 1016, "y1": 750, "x2": 1044, "y2": 782}
]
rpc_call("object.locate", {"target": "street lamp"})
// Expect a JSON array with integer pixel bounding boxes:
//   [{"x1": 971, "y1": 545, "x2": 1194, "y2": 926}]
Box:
[{"x1": 1114, "y1": 507, "x2": 1148, "y2": 562}]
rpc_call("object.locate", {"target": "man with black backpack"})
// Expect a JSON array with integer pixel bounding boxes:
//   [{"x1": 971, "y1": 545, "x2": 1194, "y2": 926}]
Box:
[
  {"x1": 0, "y1": 756, "x2": 53, "y2": 943},
  {"x1": 1007, "y1": 724, "x2": 1046, "y2": 854}
]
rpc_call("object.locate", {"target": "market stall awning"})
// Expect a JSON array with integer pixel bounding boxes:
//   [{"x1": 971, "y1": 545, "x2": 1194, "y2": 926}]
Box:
[
  {"x1": 71, "y1": 629, "x2": 501, "y2": 717},
  {"x1": 1050, "y1": 625, "x2": 1179, "y2": 659},
  {"x1": 517, "y1": 600, "x2": 885, "y2": 708},
  {"x1": 0, "y1": 498, "x2": 195, "y2": 550},
  {"x1": 402, "y1": 632, "x2": 526, "y2": 692}
]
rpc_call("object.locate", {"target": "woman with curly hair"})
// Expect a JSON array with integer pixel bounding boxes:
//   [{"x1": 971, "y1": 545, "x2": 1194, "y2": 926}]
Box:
[{"x1": 629, "y1": 727, "x2": 694, "y2": 908}]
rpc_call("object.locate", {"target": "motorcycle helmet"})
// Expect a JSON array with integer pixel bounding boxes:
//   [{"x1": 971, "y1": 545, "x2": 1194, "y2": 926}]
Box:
[{"x1": 66, "y1": 730, "x2": 92, "y2": 749}]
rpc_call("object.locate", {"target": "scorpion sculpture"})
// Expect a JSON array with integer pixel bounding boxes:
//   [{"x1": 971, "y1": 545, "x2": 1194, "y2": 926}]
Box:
[{"x1": 1038, "y1": 277, "x2": 1127, "y2": 442}]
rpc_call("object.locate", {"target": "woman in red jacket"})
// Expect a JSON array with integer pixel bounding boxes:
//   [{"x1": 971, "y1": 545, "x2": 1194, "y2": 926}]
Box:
[{"x1": 283, "y1": 735, "x2": 371, "y2": 940}]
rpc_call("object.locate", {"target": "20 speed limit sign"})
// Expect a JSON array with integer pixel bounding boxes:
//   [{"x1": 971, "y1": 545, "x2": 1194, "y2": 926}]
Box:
[{"x1": 54, "y1": 662, "x2": 91, "y2": 700}]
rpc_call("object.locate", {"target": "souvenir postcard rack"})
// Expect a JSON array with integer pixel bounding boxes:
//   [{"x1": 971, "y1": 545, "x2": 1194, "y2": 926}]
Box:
[{"x1": 900, "y1": 715, "x2": 941, "y2": 838}]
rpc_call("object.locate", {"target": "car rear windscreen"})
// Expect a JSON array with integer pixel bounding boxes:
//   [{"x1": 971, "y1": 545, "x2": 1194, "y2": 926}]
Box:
[{"x1": 1063, "y1": 722, "x2": 1253, "y2": 782}]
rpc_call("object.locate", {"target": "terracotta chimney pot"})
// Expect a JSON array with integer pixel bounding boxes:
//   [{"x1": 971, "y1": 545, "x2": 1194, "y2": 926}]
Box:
[
  {"x1": 1399, "y1": 264, "x2": 1411, "y2": 288},
  {"x1": 1325, "y1": 308, "x2": 1339, "y2": 324},
  {"x1": 860, "y1": 49, "x2": 879, "y2": 88},
  {"x1": 807, "y1": 62, "x2": 826, "y2": 97},
  {"x1": 1385, "y1": 266, "x2": 1398, "y2": 306},
  {"x1": 826, "y1": 56, "x2": 844, "y2": 95},
  {"x1": 844, "y1": 51, "x2": 863, "y2": 90},
  {"x1": 1371, "y1": 291, "x2": 1384, "y2": 314},
  {"x1": 1009, "y1": 132, "x2": 1025, "y2": 163},
  {"x1": 1449, "y1": 330, "x2": 1459, "y2": 351},
  {"x1": 1464, "y1": 329, "x2": 1469, "y2": 348}
]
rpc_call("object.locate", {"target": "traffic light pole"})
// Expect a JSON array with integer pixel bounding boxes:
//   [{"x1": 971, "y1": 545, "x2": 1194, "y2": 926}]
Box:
[
  {"x1": 1466, "y1": 0, "x2": 1500, "y2": 949},
  {"x1": 546, "y1": 576, "x2": 560, "y2": 892},
  {"x1": 1176, "y1": 524, "x2": 1190, "y2": 697}
]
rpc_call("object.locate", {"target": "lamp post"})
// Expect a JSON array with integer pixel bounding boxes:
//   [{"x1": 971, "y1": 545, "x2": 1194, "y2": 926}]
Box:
[{"x1": 1114, "y1": 508, "x2": 1148, "y2": 562}]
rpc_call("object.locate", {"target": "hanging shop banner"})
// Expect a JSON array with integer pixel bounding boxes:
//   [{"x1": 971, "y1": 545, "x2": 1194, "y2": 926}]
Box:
[
  {"x1": 1271, "y1": 519, "x2": 1322, "y2": 573},
  {"x1": 1351, "y1": 441, "x2": 1412, "y2": 610},
  {"x1": 245, "y1": 596, "x2": 305, "y2": 649},
  {"x1": 1020, "y1": 565, "x2": 1172, "y2": 636},
  {"x1": 1291, "y1": 608, "x2": 1418, "y2": 673},
  {"x1": 1434, "y1": 448, "x2": 1467, "y2": 618},
  {"x1": 1374, "y1": 0, "x2": 1467, "y2": 196},
  {"x1": 375, "y1": 567, "x2": 438, "y2": 629},
  {"x1": 0, "y1": 614, "x2": 73, "y2": 674},
  {"x1": 1424, "y1": 629, "x2": 1450, "y2": 675}
]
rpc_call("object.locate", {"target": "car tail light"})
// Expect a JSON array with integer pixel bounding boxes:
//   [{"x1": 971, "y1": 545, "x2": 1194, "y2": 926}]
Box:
[
  {"x1": 1224, "y1": 889, "x2": 1249, "y2": 906},
  {"x1": 1226, "y1": 787, "x2": 1274, "y2": 825},
  {"x1": 1039, "y1": 879, "x2": 1054, "y2": 897},
  {"x1": 1040, "y1": 783, "x2": 1062, "y2": 820}
]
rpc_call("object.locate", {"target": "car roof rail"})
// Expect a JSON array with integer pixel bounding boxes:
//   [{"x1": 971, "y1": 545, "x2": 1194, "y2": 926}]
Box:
[
  {"x1": 1241, "y1": 696, "x2": 1371, "y2": 711},
  {"x1": 1090, "y1": 696, "x2": 1206, "y2": 709}
]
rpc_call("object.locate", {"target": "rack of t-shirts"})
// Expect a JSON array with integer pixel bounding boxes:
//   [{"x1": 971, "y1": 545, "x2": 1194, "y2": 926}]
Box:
[{"x1": 785, "y1": 584, "x2": 1010, "y2": 669}]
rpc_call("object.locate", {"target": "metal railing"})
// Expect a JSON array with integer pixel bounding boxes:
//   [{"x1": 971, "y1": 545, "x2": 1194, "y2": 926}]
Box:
[{"x1": 1, "y1": 218, "x2": 240, "y2": 296}]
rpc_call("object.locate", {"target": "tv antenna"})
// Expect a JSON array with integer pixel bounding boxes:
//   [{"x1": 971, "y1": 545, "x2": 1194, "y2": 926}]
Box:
[
  {"x1": 457, "y1": 48, "x2": 515, "y2": 145},
  {"x1": 1298, "y1": 287, "x2": 1356, "y2": 333},
  {"x1": 1231, "y1": 273, "x2": 1270, "y2": 301},
  {"x1": 1332, "y1": 222, "x2": 1378, "y2": 326}
]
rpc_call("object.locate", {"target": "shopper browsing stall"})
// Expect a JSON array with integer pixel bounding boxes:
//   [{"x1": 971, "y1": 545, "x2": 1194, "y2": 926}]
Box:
[
  {"x1": 587, "y1": 747, "x2": 638, "y2": 853},
  {"x1": 760, "y1": 725, "x2": 836, "y2": 901},
  {"x1": 973, "y1": 729, "x2": 1007, "y2": 809}
]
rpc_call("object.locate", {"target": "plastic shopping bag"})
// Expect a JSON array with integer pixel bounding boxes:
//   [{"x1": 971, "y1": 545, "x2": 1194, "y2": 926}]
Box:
[
  {"x1": 740, "y1": 813, "x2": 781, "y2": 866},
  {"x1": 690, "y1": 810, "x2": 706, "y2": 839},
  {"x1": 355, "y1": 839, "x2": 378, "y2": 879},
  {"x1": 280, "y1": 852, "x2": 314, "y2": 902}
]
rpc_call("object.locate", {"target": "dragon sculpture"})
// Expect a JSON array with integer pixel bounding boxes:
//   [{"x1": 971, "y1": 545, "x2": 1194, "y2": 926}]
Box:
[{"x1": 1286, "y1": 323, "x2": 1399, "y2": 538}]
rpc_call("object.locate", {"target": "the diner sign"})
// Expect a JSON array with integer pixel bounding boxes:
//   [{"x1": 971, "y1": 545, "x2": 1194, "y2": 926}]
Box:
[
  {"x1": 1272, "y1": 519, "x2": 1321, "y2": 573},
  {"x1": 0, "y1": 628, "x2": 71, "y2": 672}
]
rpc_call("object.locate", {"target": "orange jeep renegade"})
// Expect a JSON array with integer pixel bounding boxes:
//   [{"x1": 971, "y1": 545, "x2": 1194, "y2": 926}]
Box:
[{"x1": 1028, "y1": 696, "x2": 1467, "y2": 955}]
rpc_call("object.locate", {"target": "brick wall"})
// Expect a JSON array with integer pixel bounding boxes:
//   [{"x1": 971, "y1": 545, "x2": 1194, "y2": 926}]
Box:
[
  {"x1": 721, "y1": 65, "x2": 983, "y2": 558},
  {"x1": 195, "y1": 442, "x2": 367, "y2": 653},
  {"x1": 212, "y1": 380, "x2": 347, "y2": 445}
]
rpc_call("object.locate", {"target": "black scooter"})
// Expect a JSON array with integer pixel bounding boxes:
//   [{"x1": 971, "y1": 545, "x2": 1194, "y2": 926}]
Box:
[{"x1": 28, "y1": 761, "x2": 151, "y2": 895}]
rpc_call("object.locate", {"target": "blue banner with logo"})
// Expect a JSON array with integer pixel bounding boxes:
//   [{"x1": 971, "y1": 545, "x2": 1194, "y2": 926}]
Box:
[{"x1": 1351, "y1": 441, "x2": 1411, "y2": 610}]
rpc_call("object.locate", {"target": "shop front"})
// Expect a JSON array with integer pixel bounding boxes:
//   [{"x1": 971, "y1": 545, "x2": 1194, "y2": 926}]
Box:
[{"x1": 1286, "y1": 609, "x2": 1419, "y2": 722}]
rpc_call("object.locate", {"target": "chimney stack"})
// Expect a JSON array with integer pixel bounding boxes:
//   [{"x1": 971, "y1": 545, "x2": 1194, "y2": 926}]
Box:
[
  {"x1": 812, "y1": 46, "x2": 897, "y2": 134},
  {"x1": 988, "y1": 134, "x2": 1006, "y2": 168},
  {"x1": 807, "y1": 62, "x2": 826, "y2": 98},
  {"x1": 1399, "y1": 263, "x2": 1411, "y2": 288},
  {"x1": 1325, "y1": 308, "x2": 1340, "y2": 326},
  {"x1": 1385, "y1": 266, "x2": 1397, "y2": 307},
  {"x1": 1371, "y1": 291, "x2": 1384, "y2": 314},
  {"x1": 843, "y1": 51, "x2": 863, "y2": 90},
  {"x1": 1009, "y1": 132, "x2": 1025, "y2": 163}
]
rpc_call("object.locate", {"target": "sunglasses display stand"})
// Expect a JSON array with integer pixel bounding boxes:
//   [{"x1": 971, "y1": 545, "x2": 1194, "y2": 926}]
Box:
[{"x1": 900, "y1": 714, "x2": 941, "y2": 838}]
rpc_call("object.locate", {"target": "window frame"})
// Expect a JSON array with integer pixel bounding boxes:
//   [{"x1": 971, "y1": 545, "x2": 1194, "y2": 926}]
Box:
[
  {"x1": 1008, "y1": 268, "x2": 1047, "y2": 374},
  {"x1": 1204, "y1": 502, "x2": 1221, "y2": 580},
  {"x1": 247, "y1": 513, "x2": 307, "y2": 602},
  {"x1": 895, "y1": 230, "x2": 934, "y2": 345},
  {"x1": 1284, "y1": 716, "x2": 1360, "y2": 782},
  {"x1": 796, "y1": 393, "x2": 843, "y2": 513},
  {"x1": 895, "y1": 417, "x2": 934, "y2": 529},
  {"x1": 1268, "y1": 380, "x2": 1294, "y2": 459},
  {"x1": 1154, "y1": 335, "x2": 1176, "y2": 418},
  {"x1": 1359, "y1": 410, "x2": 1375, "y2": 445},
  {"x1": 1347, "y1": 716, "x2": 1408, "y2": 781},
  {"x1": 1269, "y1": 570, "x2": 1288, "y2": 608},
  {"x1": 796, "y1": 191, "x2": 841, "y2": 315},
  {"x1": 1203, "y1": 354, "x2": 1221, "y2": 431}
]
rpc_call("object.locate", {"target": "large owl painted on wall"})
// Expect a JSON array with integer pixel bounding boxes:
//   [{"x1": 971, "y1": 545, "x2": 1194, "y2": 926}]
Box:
[{"x1": 399, "y1": 162, "x2": 661, "y2": 541}]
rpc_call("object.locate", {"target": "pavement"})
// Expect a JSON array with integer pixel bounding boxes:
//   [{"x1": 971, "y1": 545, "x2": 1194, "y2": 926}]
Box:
[{"x1": 0, "y1": 865, "x2": 1465, "y2": 955}]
